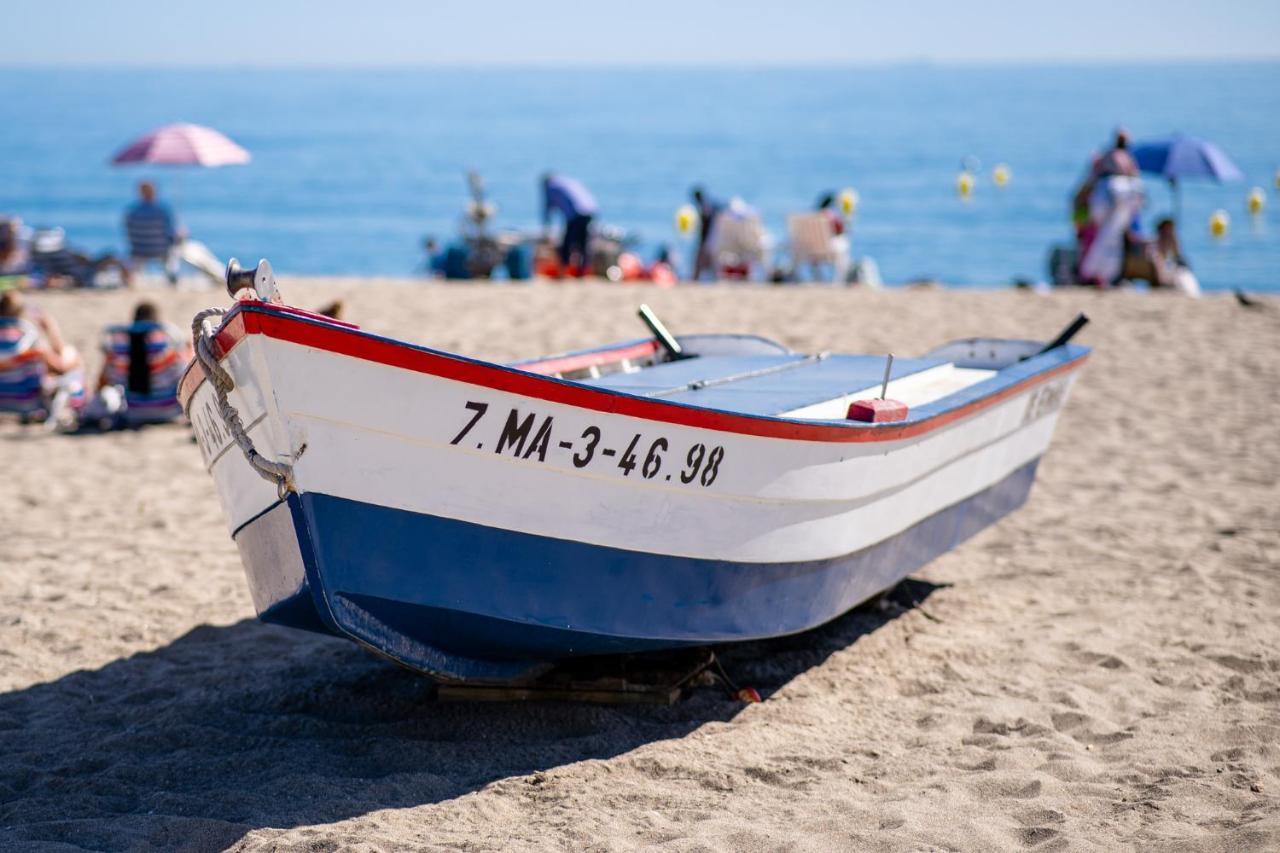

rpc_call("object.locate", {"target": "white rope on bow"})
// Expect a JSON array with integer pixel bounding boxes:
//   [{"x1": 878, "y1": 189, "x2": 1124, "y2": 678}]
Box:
[{"x1": 191, "y1": 306, "x2": 296, "y2": 497}]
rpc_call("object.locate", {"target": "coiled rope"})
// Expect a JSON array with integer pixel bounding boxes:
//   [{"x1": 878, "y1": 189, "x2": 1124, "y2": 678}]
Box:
[{"x1": 191, "y1": 306, "x2": 296, "y2": 498}]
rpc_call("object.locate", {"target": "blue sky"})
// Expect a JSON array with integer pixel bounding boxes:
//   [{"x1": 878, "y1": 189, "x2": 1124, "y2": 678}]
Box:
[{"x1": 3, "y1": 0, "x2": 1279, "y2": 66}]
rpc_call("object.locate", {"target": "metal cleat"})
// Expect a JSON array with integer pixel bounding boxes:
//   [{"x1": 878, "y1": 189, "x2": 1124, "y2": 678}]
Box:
[{"x1": 225, "y1": 258, "x2": 281, "y2": 304}]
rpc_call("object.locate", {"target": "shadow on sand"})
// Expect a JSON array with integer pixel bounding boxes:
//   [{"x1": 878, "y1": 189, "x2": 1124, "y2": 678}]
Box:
[{"x1": 0, "y1": 580, "x2": 940, "y2": 851}]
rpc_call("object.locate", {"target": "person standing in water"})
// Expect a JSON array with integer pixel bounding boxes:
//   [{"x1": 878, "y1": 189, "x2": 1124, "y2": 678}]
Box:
[{"x1": 541, "y1": 173, "x2": 597, "y2": 278}]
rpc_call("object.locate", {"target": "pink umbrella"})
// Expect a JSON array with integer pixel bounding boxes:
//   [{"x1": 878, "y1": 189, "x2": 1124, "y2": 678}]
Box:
[{"x1": 111, "y1": 122, "x2": 250, "y2": 167}]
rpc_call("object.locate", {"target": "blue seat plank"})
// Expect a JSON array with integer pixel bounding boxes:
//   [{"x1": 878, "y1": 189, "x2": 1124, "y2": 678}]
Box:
[{"x1": 582, "y1": 355, "x2": 807, "y2": 396}]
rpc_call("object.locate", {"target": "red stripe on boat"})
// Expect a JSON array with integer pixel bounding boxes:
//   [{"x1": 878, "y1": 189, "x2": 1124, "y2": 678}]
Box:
[{"x1": 179, "y1": 306, "x2": 1087, "y2": 444}]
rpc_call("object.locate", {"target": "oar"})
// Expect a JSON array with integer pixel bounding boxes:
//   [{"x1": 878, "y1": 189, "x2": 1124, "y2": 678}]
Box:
[
  {"x1": 1029, "y1": 313, "x2": 1089, "y2": 358},
  {"x1": 638, "y1": 304, "x2": 689, "y2": 361}
]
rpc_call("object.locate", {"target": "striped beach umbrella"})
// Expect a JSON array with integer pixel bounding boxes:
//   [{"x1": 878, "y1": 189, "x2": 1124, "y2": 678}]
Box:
[{"x1": 111, "y1": 123, "x2": 250, "y2": 167}]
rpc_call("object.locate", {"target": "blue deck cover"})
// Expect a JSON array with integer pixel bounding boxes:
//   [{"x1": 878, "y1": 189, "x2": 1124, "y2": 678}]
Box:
[{"x1": 583, "y1": 354, "x2": 945, "y2": 416}]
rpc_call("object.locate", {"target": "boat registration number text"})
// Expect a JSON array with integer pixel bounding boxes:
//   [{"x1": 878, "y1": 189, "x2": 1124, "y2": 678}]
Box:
[
  {"x1": 449, "y1": 400, "x2": 725, "y2": 487},
  {"x1": 191, "y1": 397, "x2": 234, "y2": 465},
  {"x1": 1023, "y1": 379, "x2": 1068, "y2": 424}
]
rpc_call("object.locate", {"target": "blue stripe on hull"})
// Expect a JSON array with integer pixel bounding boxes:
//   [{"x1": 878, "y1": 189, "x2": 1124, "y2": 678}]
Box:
[{"x1": 231, "y1": 458, "x2": 1041, "y2": 681}]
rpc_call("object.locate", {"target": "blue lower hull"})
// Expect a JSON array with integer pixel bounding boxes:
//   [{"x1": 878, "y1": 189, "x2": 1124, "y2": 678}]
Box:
[{"x1": 233, "y1": 459, "x2": 1041, "y2": 682}]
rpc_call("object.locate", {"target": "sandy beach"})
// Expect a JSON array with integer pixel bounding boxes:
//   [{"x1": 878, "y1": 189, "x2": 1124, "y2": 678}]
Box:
[{"x1": 1, "y1": 280, "x2": 1277, "y2": 851}]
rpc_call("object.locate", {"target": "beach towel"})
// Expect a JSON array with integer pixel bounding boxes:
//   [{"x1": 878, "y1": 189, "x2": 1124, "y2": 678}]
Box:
[{"x1": 1079, "y1": 176, "x2": 1144, "y2": 286}]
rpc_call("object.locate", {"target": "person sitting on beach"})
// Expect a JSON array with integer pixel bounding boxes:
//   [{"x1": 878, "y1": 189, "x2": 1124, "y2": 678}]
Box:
[
  {"x1": 0, "y1": 288, "x2": 86, "y2": 424},
  {"x1": 420, "y1": 237, "x2": 446, "y2": 279},
  {"x1": 816, "y1": 192, "x2": 847, "y2": 236},
  {"x1": 91, "y1": 300, "x2": 190, "y2": 426},
  {"x1": 690, "y1": 186, "x2": 725, "y2": 281},
  {"x1": 0, "y1": 290, "x2": 82, "y2": 377},
  {"x1": 650, "y1": 245, "x2": 678, "y2": 287},
  {"x1": 541, "y1": 173, "x2": 598, "y2": 278},
  {"x1": 30, "y1": 228, "x2": 130, "y2": 289},
  {"x1": 1150, "y1": 218, "x2": 1201, "y2": 296},
  {"x1": 807, "y1": 192, "x2": 854, "y2": 283},
  {"x1": 124, "y1": 181, "x2": 180, "y2": 285}
]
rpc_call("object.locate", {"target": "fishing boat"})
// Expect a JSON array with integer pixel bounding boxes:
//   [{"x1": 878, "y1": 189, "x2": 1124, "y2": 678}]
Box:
[{"x1": 181, "y1": 260, "x2": 1089, "y2": 683}]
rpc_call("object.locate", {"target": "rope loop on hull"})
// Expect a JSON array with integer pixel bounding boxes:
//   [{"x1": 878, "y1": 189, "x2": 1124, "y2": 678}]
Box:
[{"x1": 191, "y1": 305, "x2": 296, "y2": 497}]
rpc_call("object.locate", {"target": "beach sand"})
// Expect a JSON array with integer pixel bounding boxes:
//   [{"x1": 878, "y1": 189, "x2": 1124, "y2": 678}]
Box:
[{"x1": 1, "y1": 281, "x2": 1278, "y2": 851}]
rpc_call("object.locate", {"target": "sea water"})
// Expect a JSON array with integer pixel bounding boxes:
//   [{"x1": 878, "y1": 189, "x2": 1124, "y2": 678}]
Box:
[{"x1": 1, "y1": 64, "x2": 1276, "y2": 290}]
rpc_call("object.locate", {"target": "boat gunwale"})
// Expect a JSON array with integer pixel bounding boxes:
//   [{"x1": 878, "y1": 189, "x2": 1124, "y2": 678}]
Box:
[{"x1": 179, "y1": 302, "x2": 1089, "y2": 444}]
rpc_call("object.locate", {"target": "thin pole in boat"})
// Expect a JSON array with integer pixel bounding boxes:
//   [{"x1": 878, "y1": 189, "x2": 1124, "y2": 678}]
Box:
[
  {"x1": 1032, "y1": 313, "x2": 1090, "y2": 357},
  {"x1": 638, "y1": 304, "x2": 688, "y2": 361},
  {"x1": 880, "y1": 354, "x2": 894, "y2": 399}
]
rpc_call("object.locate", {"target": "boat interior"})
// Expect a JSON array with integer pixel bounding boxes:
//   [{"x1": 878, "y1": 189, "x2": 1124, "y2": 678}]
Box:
[{"x1": 515, "y1": 333, "x2": 1048, "y2": 422}]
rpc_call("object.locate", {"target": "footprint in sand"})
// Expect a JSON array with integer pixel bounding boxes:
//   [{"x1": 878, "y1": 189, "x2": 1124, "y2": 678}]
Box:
[
  {"x1": 1209, "y1": 654, "x2": 1273, "y2": 674},
  {"x1": 972, "y1": 776, "x2": 1042, "y2": 799},
  {"x1": 1015, "y1": 807, "x2": 1065, "y2": 826},
  {"x1": 1050, "y1": 710, "x2": 1135, "y2": 747},
  {"x1": 1062, "y1": 642, "x2": 1129, "y2": 670},
  {"x1": 1049, "y1": 711, "x2": 1090, "y2": 733},
  {"x1": 1016, "y1": 826, "x2": 1061, "y2": 847},
  {"x1": 972, "y1": 716, "x2": 1052, "y2": 737}
]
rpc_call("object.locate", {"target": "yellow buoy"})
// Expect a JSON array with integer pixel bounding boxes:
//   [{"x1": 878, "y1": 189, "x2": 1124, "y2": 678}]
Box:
[
  {"x1": 1247, "y1": 187, "x2": 1265, "y2": 216},
  {"x1": 956, "y1": 171, "x2": 974, "y2": 198},
  {"x1": 992, "y1": 164, "x2": 1011, "y2": 187},
  {"x1": 1274, "y1": 169, "x2": 1280, "y2": 191},
  {"x1": 674, "y1": 204, "x2": 698, "y2": 237},
  {"x1": 839, "y1": 188, "x2": 859, "y2": 217},
  {"x1": 1209, "y1": 209, "x2": 1230, "y2": 238}
]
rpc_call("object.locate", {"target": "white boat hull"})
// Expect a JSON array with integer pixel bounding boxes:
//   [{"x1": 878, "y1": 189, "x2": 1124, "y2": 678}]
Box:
[{"x1": 182, "y1": 304, "x2": 1087, "y2": 682}]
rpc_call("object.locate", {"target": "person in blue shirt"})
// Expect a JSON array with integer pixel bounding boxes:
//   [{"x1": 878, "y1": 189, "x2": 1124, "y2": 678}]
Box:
[
  {"x1": 124, "y1": 181, "x2": 180, "y2": 285},
  {"x1": 541, "y1": 173, "x2": 597, "y2": 278}
]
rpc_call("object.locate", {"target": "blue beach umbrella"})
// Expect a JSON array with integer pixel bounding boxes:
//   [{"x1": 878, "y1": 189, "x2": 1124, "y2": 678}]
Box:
[{"x1": 1130, "y1": 134, "x2": 1244, "y2": 222}]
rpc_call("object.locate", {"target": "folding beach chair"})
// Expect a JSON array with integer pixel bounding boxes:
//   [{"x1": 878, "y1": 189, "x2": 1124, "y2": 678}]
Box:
[
  {"x1": 99, "y1": 322, "x2": 187, "y2": 425},
  {"x1": 0, "y1": 317, "x2": 45, "y2": 418},
  {"x1": 709, "y1": 211, "x2": 768, "y2": 280},
  {"x1": 787, "y1": 212, "x2": 851, "y2": 283}
]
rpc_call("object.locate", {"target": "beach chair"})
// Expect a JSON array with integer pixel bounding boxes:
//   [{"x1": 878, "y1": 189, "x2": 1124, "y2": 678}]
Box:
[
  {"x1": 0, "y1": 317, "x2": 85, "y2": 427},
  {"x1": 787, "y1": 212, "x2": 850, "y2": 283},
  {"x1": 0, "y1": 317, "x2": 45, "y2": 418},
  {"x1": 709, "y1": 211, "x2": 768, "y2": 280},
  {"x1": 99, "y1": 322, "x2": 187, "y2": 425}
]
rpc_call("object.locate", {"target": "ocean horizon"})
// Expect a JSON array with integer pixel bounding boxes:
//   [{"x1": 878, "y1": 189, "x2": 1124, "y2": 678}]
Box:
[{"x1": 2, "y1": 62, "x2": 1277, "y2": 290}]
